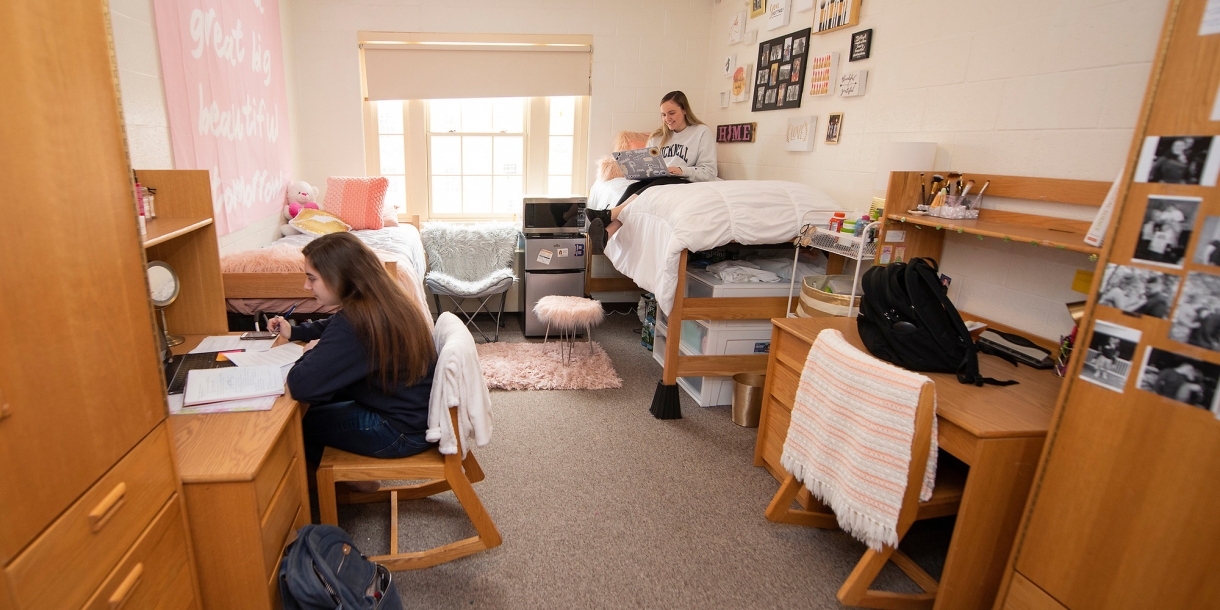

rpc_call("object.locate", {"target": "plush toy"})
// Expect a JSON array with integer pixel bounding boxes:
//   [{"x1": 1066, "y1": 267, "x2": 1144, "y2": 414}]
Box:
[{"x1": 281, "y1": 180, "x2": 320, "y2": 236}]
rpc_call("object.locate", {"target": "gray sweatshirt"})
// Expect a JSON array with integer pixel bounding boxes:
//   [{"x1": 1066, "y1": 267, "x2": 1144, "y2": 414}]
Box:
[{"x1": 647, "y1": 123, "x2": 718, "y2": 182}]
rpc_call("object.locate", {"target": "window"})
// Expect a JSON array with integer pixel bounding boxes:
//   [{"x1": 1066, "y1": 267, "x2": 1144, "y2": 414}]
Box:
[{"x1": 367, "y1": 96, "x2": 588, "y2": 220}]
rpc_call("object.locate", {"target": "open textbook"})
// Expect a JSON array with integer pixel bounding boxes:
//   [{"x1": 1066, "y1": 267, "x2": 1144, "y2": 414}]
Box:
[{"x1": 612, "y1": 147, "x2": 671, "y2": 180}]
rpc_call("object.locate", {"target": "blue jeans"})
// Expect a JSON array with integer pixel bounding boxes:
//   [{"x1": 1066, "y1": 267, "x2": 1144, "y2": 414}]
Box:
[{"x1": 302, "y1": 401, "x2": 434, "y2": 465}]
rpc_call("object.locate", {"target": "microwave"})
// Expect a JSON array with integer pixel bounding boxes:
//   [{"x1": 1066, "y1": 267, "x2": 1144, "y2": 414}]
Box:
[{"x1": 522, "y1": 196, "x2": 586, "y2": 235}]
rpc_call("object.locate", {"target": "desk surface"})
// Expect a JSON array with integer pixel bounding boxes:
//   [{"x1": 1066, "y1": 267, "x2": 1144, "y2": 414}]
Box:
[
  {"x1": 168, "y1": 335, "x2": 301, "y2": 483},
  {"x1": 773, "y1": 317, "x2": 1058, "y2": 439}
]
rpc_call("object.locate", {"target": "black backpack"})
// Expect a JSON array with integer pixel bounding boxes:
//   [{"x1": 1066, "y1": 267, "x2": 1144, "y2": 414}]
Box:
[
  {"x1": 279, "y1": 524, "x2": 402, "y2": 610},
  {"x1": 857, "y1": 258, "x2": 1014, "y2": 387}
]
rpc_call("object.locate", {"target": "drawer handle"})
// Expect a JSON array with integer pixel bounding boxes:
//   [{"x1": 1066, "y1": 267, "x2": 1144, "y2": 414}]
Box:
[
  {"x1": 87, "y1": 482, "x2": 127, "y2": 533},
  {"x1": 108, "y1": 562, "x2": 144, "y2": 610}
]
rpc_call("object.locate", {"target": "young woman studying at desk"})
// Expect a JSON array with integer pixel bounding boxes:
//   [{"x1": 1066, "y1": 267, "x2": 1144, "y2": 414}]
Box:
[{"x1": 267, "y1": 232, "x2": 437, "y2": 485}]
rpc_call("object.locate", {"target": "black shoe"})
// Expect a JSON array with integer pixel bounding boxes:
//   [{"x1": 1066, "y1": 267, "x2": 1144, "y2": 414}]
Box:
[
  {"x1": 586, "y1": 208, "x2": 612, "y2": 226},
  {"x1": 589, "y1": 218, "x2": 606, "y2": 255}
]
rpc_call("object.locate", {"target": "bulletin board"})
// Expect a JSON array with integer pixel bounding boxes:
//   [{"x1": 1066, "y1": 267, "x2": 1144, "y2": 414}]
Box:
[{"x1": 752, "y1": 28, "x2": 811, "y2": 112}]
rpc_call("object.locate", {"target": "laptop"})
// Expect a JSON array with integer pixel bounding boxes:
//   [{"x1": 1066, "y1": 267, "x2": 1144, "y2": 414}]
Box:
[
  {"x1": 164, "y1": 352, "x2": 235, "y2": 395},
  {"x1": 612, "y1": 147, "x2": 672, "y2": 180}
]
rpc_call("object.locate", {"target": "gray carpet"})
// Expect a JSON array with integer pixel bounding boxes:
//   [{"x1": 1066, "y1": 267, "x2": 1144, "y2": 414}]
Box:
[{"x1": 332, "y1": 312, "x2": 954, "y2": 609}]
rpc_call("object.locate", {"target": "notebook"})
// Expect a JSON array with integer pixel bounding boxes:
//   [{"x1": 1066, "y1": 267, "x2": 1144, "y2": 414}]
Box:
[
  {"x1": 183, "y1": 365, "x2": 286, "y2": 407},
  {"x1": 612, "y1": 147, "x2": 672, "y2": 180}
]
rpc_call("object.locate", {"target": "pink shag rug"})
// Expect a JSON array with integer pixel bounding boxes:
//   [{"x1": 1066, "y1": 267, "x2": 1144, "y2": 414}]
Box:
[{"x1": 476, "y1": 341, "x2": 622, "y2": 391}]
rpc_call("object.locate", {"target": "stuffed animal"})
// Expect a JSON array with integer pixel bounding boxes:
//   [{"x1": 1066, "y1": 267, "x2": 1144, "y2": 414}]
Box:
[{"x1": 281, "y1": 180, "x2": 320, "y2": 236}]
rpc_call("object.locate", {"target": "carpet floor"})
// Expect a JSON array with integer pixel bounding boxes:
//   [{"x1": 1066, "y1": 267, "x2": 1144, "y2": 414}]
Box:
[{"x1": 331, "y1": 312, "x2": 955, "y2": 609}]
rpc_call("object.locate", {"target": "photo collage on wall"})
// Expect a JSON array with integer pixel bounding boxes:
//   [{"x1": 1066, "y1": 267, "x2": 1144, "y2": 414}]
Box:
[
  {"x1": 753, "y1": 28, "x2": 811, "y2": 112},
  {"x1": 1090, "y1": 132, "x2": 1220, "y2": 419}
]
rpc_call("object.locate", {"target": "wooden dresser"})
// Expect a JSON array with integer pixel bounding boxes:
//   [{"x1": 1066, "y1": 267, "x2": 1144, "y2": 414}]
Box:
[
  {"x1": 170, "y1": 354, "x2": 311, "y2": 610},
  {"x1": 756, "y1": 317, "x2": 1060, "y2": 610},
  {"x1": 0, "y1": 2, "x2": 200, "y2": 609}
]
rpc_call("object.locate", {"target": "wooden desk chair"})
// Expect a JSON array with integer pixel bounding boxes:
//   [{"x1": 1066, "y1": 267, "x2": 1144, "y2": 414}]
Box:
[
  {"x1": 766, "y1": 338, "x2": 965, "y2": 609},
  {"x1": 315, "y1": 404, "x2": 501, "y2": 570}
]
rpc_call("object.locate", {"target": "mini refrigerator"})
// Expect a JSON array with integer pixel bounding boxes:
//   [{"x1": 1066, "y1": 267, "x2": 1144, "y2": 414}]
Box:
[{"x1": 521, "y1": 197, "x2": 587, "y2": 337}]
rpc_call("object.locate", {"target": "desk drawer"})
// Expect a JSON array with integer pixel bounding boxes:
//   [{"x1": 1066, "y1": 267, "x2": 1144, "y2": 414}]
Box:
[
  {"x1": 761, "y1": 399, "x2": 791, "y2": 473},
  {"x1": 5, "y1": 425, "x2": 176, "y2": 610},
  {"x1": 769, "y1": 362, "x2": 801, "y2": 413},
  {"x1": 268, "y1": 505, "x2": 307, "y2": 609},
  {"x1": 82, "y1": 495, "x2": 195, "y2": 610},
  {"x1": 774, "y1": 329, "x2": 812, "y2": 370},
  {"x1": 254, "y1": 427, "x2": 296, "y2": 518},
  {"x1": 261, "y1": 457, "x2": 303, "y2": 577}
]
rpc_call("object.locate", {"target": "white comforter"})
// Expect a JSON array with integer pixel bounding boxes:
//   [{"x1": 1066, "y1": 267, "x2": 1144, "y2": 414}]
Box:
[
  {"x1": 604, "y1": 180, "x2": 839, "y2": 315},
  {"x1": 275, "y1": 225, "x2": 427, "y2": 281}
]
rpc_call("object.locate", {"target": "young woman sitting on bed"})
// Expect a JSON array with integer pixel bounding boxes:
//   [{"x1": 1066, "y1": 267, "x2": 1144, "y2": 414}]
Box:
[
  {"x1": 587, "y1": 90, "x2": 718, "y2": 253},
  {"x1": 267, "y1": 232, "x2": 436, "y2": 491}
]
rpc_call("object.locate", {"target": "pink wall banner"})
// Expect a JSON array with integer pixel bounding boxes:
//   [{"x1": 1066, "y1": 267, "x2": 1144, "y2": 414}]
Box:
[{"x1": 154, "y1": 0, "x2": 291, "y2": 236}]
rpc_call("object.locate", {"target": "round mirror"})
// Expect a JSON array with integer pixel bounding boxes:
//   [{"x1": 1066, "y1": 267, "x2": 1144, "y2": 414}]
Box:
[{"x1": 147, "y1": 261, "x2": 180, "y2": 308}]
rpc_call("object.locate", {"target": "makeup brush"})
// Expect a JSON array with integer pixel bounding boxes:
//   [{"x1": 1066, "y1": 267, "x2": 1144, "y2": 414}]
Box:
[
  {"x1": 919, "y1": 172, "x2": 926, "y2": 208},
  {"x1": 926, "y1": 174, "x2": 945, "y2": 206}
]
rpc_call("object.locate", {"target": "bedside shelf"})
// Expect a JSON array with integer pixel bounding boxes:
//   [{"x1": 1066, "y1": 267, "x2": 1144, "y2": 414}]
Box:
[
  {"x1": 885, "y1": 213, "x2": 1100, "y2": 255},
  {"x1": 143, "y1": 216, "x2": 213, "y2": 248}
]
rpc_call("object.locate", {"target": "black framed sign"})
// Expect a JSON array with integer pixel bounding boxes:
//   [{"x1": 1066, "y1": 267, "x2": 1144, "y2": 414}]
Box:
[
  {"x1": 752, "y1": 27, "x2": 810, "y2": 112},
  {"x1": 850, "y1": 29, "x2": 872, "y2": 61}
]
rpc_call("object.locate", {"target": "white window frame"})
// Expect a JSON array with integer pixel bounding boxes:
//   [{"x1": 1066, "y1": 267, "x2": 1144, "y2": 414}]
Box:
[{"x1": 364, "y1": 96, "x2": 589, "y2": 222}]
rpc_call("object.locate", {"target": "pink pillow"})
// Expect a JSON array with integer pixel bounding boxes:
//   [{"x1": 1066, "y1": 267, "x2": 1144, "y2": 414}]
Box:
[
  {"x1": 382, "y1": 206, "x2": 399, "y2": 227},
  {"x1": 322, "y1": 176, "x2": 388, "y2": 230}
]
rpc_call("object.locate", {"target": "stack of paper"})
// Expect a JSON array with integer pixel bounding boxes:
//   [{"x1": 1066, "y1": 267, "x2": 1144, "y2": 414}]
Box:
[
  {"x1": 183, "y1": 365, "x2": 285, "y2": 407},
  {"x1": 188, "y1": 335, "x2": 276, "y2": 354}
]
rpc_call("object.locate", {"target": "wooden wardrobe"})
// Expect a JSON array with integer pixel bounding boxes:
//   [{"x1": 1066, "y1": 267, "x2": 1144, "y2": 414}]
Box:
[
  {"x1": 0, "y1": 1, "x2": 201, "y2": 609},
  {"x1": 994, "y1": 0, "x2": 1220, "y2": 607}
]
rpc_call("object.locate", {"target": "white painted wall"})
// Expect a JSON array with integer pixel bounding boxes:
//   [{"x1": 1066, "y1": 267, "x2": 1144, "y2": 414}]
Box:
[
  {"x1": 109, "y1": 0, "x2": 289, "y2": 255},
  {"x1": 698, "y1": 0, "x2": 1168, "y2": 339},
  {"x1": 282, "y1": 0, "x2": 714, "y2": 193}
]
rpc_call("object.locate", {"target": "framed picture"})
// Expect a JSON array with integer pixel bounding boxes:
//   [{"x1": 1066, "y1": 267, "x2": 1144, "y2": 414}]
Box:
[
  {"x1": 813, "y1": 0, "x2": 861, "y2": 34},
  {"x1": 825, "y1": 112, "x2": 843, "y2": 144},
  {"x1": 807, "y1": 52, "x2": 839, "y2": 96},
  {"x1": 850, "y1": 29, "x2": 872, "y2": 61},
  {"x1": 728, "y1": 12, "x2": 747, "y2": 44},
  {"x1": 752, "y1": 28, "x2": 810, "y2": 112},
  {"x1": 750, "y1": 0, "x2": 767, "y2": 18},
  {"x1": 767, "y1": 0, "x2": 791, "y2": 30}
]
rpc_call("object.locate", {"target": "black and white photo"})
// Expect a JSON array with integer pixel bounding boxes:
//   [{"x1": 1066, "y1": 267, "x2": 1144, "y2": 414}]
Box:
[
  {"x1": 778, "y1": 64, "x2": 791, "y2": 82},
  {"x1": 792, "y1": 36, "x2": 807, "y2": 56},
  {"x1": 1136, "y1": 347, "x2": 1220, "y2": 411},
  {"x1": 783, "y1": 37, "x2": 792, "y2": 61},
  {"x1": 1080, "y1": 321, "x2": 1142, "y2": 392},
  {"x1": 1191, "y1": 216, "x2": 1220, "y2": 267},
  {"x1": 1132, "y1": 195, "x2": 1200, "y2": 268},
  {"x1": 1134, "y1": 135, "x2": 1220, "y2": 186},
  {"x1": 1097, "y1": 263, "x2": 1181, "y2": 319},
  {"x1": 1169, "y1": 271, "x2": 1220, "y2": 352}
]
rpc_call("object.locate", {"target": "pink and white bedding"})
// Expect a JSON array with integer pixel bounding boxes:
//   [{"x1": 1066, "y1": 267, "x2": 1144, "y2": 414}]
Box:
[
  {"x1": 221, "y1": 225, "x2": 427, "y2": 316},
  {"x1": 603, "y1": 180, "x2": 839, "y2": 315}
]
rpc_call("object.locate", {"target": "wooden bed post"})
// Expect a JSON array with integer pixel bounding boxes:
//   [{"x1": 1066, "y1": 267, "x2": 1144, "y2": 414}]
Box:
[{"x1": 651, "y1": 250, "x2": 688, "y2": 419}]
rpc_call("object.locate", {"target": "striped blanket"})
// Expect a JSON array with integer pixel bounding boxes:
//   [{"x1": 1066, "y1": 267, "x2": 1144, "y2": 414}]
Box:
[{"x1": 779, "y1": 329, "x2": 937, "y2": 551}]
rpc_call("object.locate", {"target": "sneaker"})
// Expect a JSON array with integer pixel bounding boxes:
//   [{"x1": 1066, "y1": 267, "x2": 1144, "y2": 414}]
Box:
[{"x1": 589, "y1": 218, "x2": 606, "y2": 255}]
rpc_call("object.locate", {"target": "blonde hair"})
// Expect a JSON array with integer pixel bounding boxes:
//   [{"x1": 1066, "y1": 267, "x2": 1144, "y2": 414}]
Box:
[
  {"x1": 302, "y1": 233, "x2": 436, "y2": 390},
  {"x1": 651, "y1": 91, "x2": 703, "y2": 146}
]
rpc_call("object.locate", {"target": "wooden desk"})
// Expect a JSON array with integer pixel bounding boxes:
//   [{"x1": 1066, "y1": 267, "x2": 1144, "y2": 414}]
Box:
[
  {"x1": 169, "y1": 336, "x2": 311, "y2": 610},
  {"x1": 754, "y1": 317, "x2": 1057, "y2": 610}
]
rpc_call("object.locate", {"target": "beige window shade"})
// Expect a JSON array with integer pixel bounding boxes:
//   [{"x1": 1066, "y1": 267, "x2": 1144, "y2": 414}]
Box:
[{"x1": 362, "y1": 39, "x2": 592, "y2": 101}]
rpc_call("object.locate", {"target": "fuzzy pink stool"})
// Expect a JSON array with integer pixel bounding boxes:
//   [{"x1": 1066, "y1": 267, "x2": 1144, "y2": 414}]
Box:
[{"x1": 533, "y1": 296, "x2": 605, "y2": 365}]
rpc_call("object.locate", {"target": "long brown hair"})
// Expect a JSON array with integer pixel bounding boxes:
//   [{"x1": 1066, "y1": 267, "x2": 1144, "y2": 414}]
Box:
[
  {"x1": 302, "y1": 232, "x2": 435, "y2": 390},
  {"x1": 651, "y1": 91, "x2": 704, "y2": 146}
]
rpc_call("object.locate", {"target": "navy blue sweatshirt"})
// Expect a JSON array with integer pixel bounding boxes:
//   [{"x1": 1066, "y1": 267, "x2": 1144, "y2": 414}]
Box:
[{"x1": 286, "y1": 313, "x2": 435, "y2": 435}]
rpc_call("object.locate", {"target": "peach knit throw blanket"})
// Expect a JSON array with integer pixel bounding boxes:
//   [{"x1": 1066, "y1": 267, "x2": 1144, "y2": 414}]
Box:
[{"x1": 780, "y1": 329, "x2": 937, "y2": 551}]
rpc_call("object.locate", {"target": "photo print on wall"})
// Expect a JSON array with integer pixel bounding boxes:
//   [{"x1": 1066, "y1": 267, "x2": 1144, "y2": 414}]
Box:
[
  {"x1": 1133, "y1": 135, "x2": 1220, "y2": 186},
  {"x1": 1097, "y1": 263, "x2": 1182, "y2": 319},
  {"x1": 1132, "y1": 195, "x2": 1201, "y2": 269},
  {"x1": 1169, "y1": 271, "x2": 1220, "y2": 353},
  {"x1": 752, "y1": 28, "x2": 811, "y2": 112},
  {"x1": 825, "y1": 112, "x2": 843, "y2": 144},
  {"x1": 1136, "y1": 346, "x2": 1220, "y2": 412},
  {"x1": 1192, "y1": 216, "x2": 1220, "y2": 267},
  {"x1": 1079, "y1": 320, "x2": 1142, "y2": 393},
  {"x1": 750, "y1": 0, "x2": 767, "y2": 18}
]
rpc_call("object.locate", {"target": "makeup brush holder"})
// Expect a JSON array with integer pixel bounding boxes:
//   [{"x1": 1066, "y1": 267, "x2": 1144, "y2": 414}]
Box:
[{"x1": 928, "y1": 194, "x2": 980, "y2": 219}]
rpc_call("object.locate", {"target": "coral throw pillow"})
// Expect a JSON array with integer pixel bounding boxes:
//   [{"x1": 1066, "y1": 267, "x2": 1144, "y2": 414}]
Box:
[
  {"x1": 323, "y1": 176, "x2": 388, "y2": 230},
  {"x1": 289, "y1": 208, "x2": 352, "y2": 236}
]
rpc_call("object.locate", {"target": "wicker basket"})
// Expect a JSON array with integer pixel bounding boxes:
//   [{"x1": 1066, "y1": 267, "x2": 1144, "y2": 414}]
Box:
[{"x1": 798, "y1": 275, "x2": 860, "y2": 317}]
